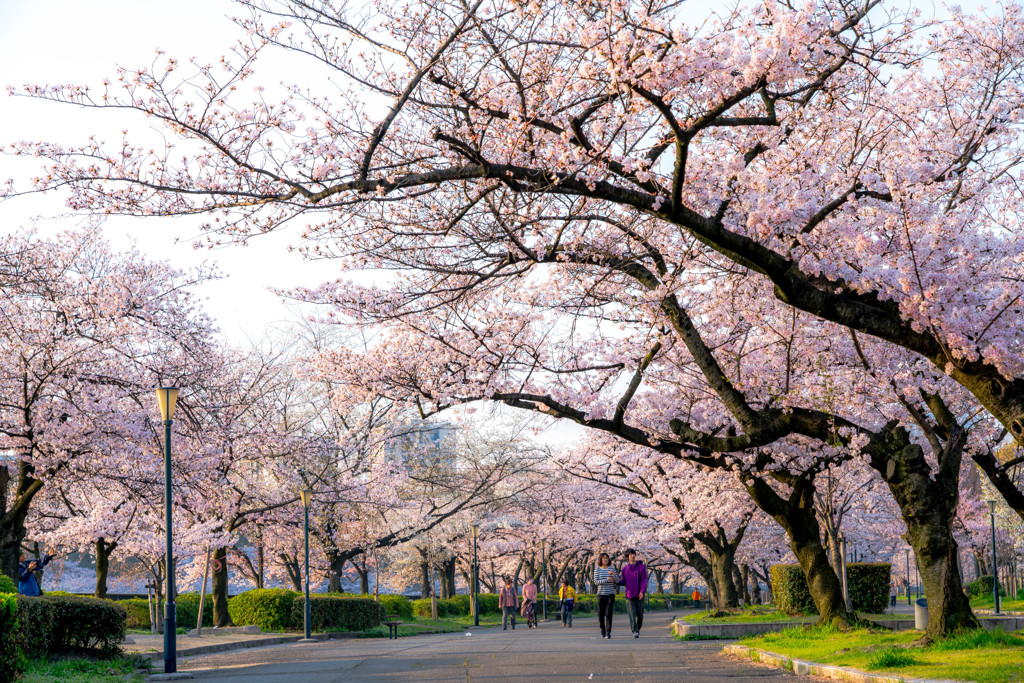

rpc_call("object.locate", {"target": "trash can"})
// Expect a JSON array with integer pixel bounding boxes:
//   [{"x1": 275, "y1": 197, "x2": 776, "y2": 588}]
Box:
[{"x1": 914, "y1": 598, "x2": 928, "y2": 630}]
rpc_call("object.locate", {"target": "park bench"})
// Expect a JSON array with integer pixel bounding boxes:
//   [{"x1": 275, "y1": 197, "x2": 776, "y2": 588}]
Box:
[{"x1": 382, "y1": 619, "x2": 402, "y2": 639}]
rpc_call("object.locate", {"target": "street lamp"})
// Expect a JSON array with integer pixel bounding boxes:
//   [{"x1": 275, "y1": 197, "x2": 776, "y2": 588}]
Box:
[
  {"x1": 905, "y1": 548, "x2": 911, "y2": 606},
  {"x1": 471, "y1": 523, "x2": 479, "y2": 627},
  {"x1": 988, "y1": 500, "x2": 1000, "y2": 615},
  {"x1": 541, "y1": 538, "x2": 547, "y2": 622},
  {"x1": 155, "y1": 387, "x2": 179, "y2": 675},
  {"x1": 300, "y1": 489, "x2": 314, "y2": 639}
]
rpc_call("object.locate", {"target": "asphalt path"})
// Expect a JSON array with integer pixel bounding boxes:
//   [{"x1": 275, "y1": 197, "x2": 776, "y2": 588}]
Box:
[{"x1": 174, "y1": 612, "x2": 815, "y2": 682}]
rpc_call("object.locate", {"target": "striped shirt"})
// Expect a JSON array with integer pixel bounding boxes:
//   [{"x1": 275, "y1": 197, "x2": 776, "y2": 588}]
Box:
[{"x1": 594, "y1": 566, "x2": 618, "y2": 595}]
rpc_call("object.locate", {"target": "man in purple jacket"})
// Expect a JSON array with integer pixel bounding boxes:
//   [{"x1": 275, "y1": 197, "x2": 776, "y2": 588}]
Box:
[{"x1": 619, "y1": 549, "x2": 648, "y2": 638}]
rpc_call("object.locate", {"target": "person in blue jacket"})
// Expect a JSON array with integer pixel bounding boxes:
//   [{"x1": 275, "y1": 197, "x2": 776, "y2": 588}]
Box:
[{"x1": 18, "y1": 553, "x2": 52, "y2": 596}]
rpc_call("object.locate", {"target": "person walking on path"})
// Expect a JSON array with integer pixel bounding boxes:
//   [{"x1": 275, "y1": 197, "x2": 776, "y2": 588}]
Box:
[
  {"x1": 594, "y1": 552, "x2": 618, "y2": 639},
  {"x1": 499, "y1": 577, "x2": 518, "y2": 631},
  {"x1": 558, "y1": 579, "x2": 576, "y2": 627},
  {"x1": 620, "y1": 549, "x2": 648, "y2": 638},
  {"x1": 521, "y1": 576, "x2": 539, "y2": 628},
  {"x1": 890, "y1": 583, "x2": 898, "y2": 609},
  {"x1": 691, "y1": 587, "x2": 701, "y2": 609},
  {"x1": 17, "y1": 552, "x2": 52, "y2": 596}
]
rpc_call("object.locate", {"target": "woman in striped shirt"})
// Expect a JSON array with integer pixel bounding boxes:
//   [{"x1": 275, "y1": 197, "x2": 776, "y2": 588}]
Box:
[{"x1": 593, "y1": 553, "x2": 619, "y2": 638}]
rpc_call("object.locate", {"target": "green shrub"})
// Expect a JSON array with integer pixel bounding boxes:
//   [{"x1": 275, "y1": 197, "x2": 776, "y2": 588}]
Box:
[
  {"x1": 115, "y1": 598, "x2": 153, "y2": 629},
  {"x1": 292, "y1": 595, "x2": 385, "y2": 632},
  {"x1": 39, "y1": 594, "x2": 127, "y2": 655},
  {"x1": 14, "y1": 596, "x2": 54, "y2": 659},
  {"x1": 448, "y1": 594, "x2": 471, "y2": 614},
  {"x1": 176, "y1": 592, "x2": 214, "y2": 629},
  {"x1": 376, "y1": 594, "x2": 413, "y2": 619},
  {"x1": 0, "y1": 594, "x2": 24, "y2": 681},
  {"x1": 411, "y1": 597, "x2": 467, "y2": 618},
  {"x1": 770, "y1": 565, "x2": 816, "y2": 615},
  {"x1": 0, "y1": 574, "x2": 18, "y2": 594},
  {"x1": 846, "y1": 563, "x2": 891, "y2": 614},
  {"x1": 477, "y1": 593, "x2": 499, "y2": 614},
  {"x1": 969, "y1": 575, "x2": 995, "y2": 597},
  {"x1": 228, "y1": 589, "x2": 299, "y2": 631}
]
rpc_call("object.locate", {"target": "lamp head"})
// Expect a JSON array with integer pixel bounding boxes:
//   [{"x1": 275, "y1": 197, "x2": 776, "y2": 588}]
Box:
[
  {"x1": 300, "y1": 489, "x2": 313, "y2": 509},
  {"x1": 471, "y1": 523, "x2": 478, "y2": 539},
  {"x1": 987, "y1": 499, "x2": 996, "y2": 514},
  {"x1": 156, "y1": 387, "x2": 179, "y2": 422}
]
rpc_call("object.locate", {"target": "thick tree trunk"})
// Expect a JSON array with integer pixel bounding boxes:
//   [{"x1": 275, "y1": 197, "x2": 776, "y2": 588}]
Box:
[
  {"x1": 280, "y1": 553, "x2": 302, "y2": 592},
  {"x1": 420, "y1": 559, "x2": 431, "y2": 597},
  {"x1": 743, "y1": 475, "x2": 854, "y2": 625},
  {"x1": 710, "y1": 551, "x2": 739, "y2": 609},
  {"x1": 741, "y1": 565, "x2": 752, "y2": 606},
  {"x1": 94, "y1": 538, "x2": 117, "y2": 599},
  {"x1": 211, "y1": 546, "x2": 232, "y2": 628},
  {"x1": 654, "y1": 569, "x2": 664, "y2": 594},
  {"x1": 671, "y1": 572, "x2": 680, "y2": 594},
  {"x1": 866, "y1": 422, "x2": 978, "y2": 639}
]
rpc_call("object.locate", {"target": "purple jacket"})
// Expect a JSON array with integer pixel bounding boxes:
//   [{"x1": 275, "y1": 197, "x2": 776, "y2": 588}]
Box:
[{"x1": 620, "y1": 561, "x2": 648, "y2": 599}]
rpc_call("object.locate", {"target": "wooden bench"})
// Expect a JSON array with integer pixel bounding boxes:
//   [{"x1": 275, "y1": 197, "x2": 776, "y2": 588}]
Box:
[{"x1": 382, "y1": 620, "x2": 402, "y2": 640}]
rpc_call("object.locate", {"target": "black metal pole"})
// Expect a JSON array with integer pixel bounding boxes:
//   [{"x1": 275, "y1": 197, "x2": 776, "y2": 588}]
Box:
[
  {"x1": 991, "y1": 509, "x2": 1000, "y2": 614},
  {"x1": 906, "y1": 548, "x2": 911, "y2": 606},
  {"x1": 473, "y1": 532, "x2": 479, "y2": 627},
  {"x1": 163, "y1": 419, "x2": 176, "y2": 674},
  {"x1": 542, "y1": 543, "x2": 547, "y2": 622},
  {"x1": 304, "y1": 503, "x2": 312, "y2": 638}
]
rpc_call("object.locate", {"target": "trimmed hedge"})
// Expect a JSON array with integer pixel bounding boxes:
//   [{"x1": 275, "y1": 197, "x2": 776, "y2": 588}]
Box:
[
  {"x1": 43, "y1": 594, "x2": 127, "y2": 654},
  {"x1": 293, "y1": 595, "x2": 385, "y2": 632},
  {"x1": 412, "y1": 597, "x2": 466, "y2": 618},
  {"x1": 376, "y1": 594, "x2": 413, "y2": 619},
  {"x1": 967, "y1": 575, "x2": 995, "y2": 597},
  {"x1": 846, "y1": 563, "x2": 891, "y2": 614},
  {"x1": 771, "y1": 563, "x2": 891, "y2": 615},
  {"x1": 116, "y1": 598, "x2": 153, "y2": 629},
  {"x1": 0, "y1": 594, "x2": 23, "y2": 681},
  {"x1": 177, "y1": 592, "x2": 215, "y2": 629},
  {"x1": 14, "y1": 596, "x2": 54, "y2": 659},
  {"x1": 477, "y1": 593, "x2": 499, "y2": 614},
  {"x1": 229, "y1": 588, "x2": 299, "y2": 631},
  {"x1": 0, "y1": 573, "x2": 17, "y2": 594},
  {"x1": 770, "y1": 564, "x2": 816, "y2": 615}
]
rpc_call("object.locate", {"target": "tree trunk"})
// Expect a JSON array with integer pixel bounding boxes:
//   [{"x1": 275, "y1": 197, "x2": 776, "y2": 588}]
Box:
[
  {"x1": 743, "y1": 475, "x2": 853, "y2": 625},
  {"x1": 671, "y1": 572, "x2": 680, "y2": 594},
  {"x1": 94, "y1": 538, "x2": 117, "y2": 599},
  {"x1": 280, "y1": 553, "x2": 302, "y2": 591},
  {"x1": 866, "y1": 422, "x2": 978, "y2": 639},
  {"x1": 211, "y1": 546, "x2": 232, "y2": 628},
  {"x1": 420, "y1": 559, "x2": 431, "y2": 597},
  {"x1": 741, "y1": 565, "x2": 752, "y2": 606},
  {"x1": 256, "y1": 544, "x2": 265, "y2": 589},
  {"x1": 654, "y1": 569, "x2": 664, "y2": 594},
  {"x1": 710, "y1": 551, "x2": 739, "y2": 609}
]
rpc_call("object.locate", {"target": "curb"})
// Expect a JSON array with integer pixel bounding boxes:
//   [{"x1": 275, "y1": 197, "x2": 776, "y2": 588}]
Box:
[
  {"x1": 147, "y1": 632, "x2": 354, "y2": 661},
  {"x1": 673, "y1": 615, "x2": 1024, "y2": 639},
  {"x1": 723, "y1": 644, "x2": 963, "y2": 683}
]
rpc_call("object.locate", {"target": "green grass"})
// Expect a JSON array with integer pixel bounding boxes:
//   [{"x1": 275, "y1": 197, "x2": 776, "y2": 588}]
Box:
[
  {"x1": 358, "y1": 614, "x2": 504, "y2": 638},
  {"x1": 22, "y1": 655, "x2": 150, "y2": 683},
  {"x1": 970, "y1": 595, "x2": 1024, "y2": 612},
  {"x1": 683, "y1": 606, "x2": 894, "y2": 625},
  {"x1": 739, "y1": 625, "x2": 1024, "y2": 683}
]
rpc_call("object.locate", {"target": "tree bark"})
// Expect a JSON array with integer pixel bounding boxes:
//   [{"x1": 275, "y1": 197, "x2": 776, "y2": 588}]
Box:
[
  {"x1": 94, "y1": 537, "x2": 117, "y2": 599},
  {"x1": 865, "y1": 422, "x2": 978, "y2": 639},
  {"x1": 211, "y1": 546, "x2": 232, "y2": 627},
  {"x1": 743, "y1": 474, "x2": 853, "y2": 625}
]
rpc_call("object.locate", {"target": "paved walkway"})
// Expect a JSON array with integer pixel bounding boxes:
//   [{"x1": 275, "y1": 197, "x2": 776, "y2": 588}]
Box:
[{"x1": 173, "y1": 612, "x2": 813, "y2": 682}]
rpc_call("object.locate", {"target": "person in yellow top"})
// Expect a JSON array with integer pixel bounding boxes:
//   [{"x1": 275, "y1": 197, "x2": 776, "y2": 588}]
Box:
[{"x1": 558, "y1": 579, "x2": 577, "y2": 627}]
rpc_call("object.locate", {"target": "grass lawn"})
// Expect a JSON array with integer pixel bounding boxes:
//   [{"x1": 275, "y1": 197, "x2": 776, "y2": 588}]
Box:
[
  {"x1": 683, "y1": 606, "x2": 893, "y2": 625},
  {"x1": 739, "y1": 626, "x2": 1024, "y2": 683},
  {"x1": 359, "y1": 614, "x2": 505, "y2": 637},
  {"x1": 22, "y1": 655, "x2": 150, "y2": 683},
  {"x1": 970, "y1": 595, "x2": 1024, "y2": 612}
]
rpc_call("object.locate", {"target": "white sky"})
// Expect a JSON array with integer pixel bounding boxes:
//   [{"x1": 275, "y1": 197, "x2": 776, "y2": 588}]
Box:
[{"x1": 0, "y1": 0, "x2": 345, "y2": 342}]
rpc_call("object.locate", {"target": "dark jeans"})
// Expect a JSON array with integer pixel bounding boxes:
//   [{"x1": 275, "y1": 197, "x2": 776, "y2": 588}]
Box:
[
  {"x1": 626, "y1": 597, "x2": 644, "y2": 633},
  {"x1": 890, "y1": 595, "x2": 897, "y2": 608},
  {"x1": 561, "y1": 600, "x2": 574, "y2": 625},
  {"x1": 597, "y1": 594, "x2": 615, "y2": 634},
  {"x1": 502, "y1": 606, "x2": 516, "y2": 629}
]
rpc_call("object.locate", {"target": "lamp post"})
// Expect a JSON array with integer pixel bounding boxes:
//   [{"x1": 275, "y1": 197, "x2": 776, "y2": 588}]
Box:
[
  {"x1": 905, "y1": 548, "x2": 911, "y2": 606},
  {"x1": 540, "y1": 538, "x2": 548, "y2": 622},
  {"x1": 471, "y1": 523, "x2": 479, "y2": 627},
  {"x1": 839, "y1": 534, "x2": 850, "y2": 611},
  {"x1": 156, "y1": 387, "x2": 179, "y2": 675},
  {"x1": 988, "y1": 500, "x2": 1000, "y2": 614},
  {"x1": 300, "y1": 489, "x2": 313, "y2": 639}
]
